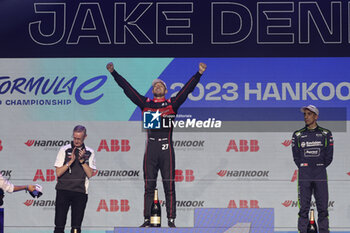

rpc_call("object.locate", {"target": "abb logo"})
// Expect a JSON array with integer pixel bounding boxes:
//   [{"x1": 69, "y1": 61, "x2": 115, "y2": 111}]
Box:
[
  {"x1": 291, "y1": 170, "x2": 298, "y2": 182},
  {"x1": 282, "y1": 140, "x2": 292, "y2": 147},
  {"x1": 227, "y1": 200, "x2": 260, "y2": 208},
  {"x1": 33, "y1": 169, "x2": 56, "y2": 182},
  {"x1": 97, "y1": 199, "x2": 130, "y2": 212},
  {"x1": 347, "y1": 172, "x2": 350, "y2": 176},
  {"x1": 226, "y1": 140, "x2": 259, "y2": 152},
  {"x1": 97, "y1": 139, "x2": 130, "y2": 152},
  {"x1": 0, "y1": 140, "x2": 3, "y2": 151},
  {"x1": 175, "y1": 169, "x2": 194, "y2": 182}
]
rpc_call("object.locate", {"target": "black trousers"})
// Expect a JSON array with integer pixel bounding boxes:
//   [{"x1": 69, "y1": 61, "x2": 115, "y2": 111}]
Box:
[
  {"x1": 298, "y1": 168, "x2": 329, "y2": 233},
  {"x1": 54, "y1": 190, "x2": 88, "y2": 233},
  {"x1": 143, "y1": 138, "x2": 176, "y2": 219}
]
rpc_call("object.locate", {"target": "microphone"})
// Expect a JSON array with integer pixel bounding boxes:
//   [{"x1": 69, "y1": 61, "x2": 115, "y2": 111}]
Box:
[{"x1": 28, "y1": 184, "x2": 43, "y2": 198}]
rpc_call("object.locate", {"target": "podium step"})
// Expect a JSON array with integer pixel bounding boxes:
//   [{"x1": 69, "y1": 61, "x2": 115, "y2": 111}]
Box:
[
  {"x1": 113, "y1": 208, "x2": 274, "y2": 233},
  {"x1": 113, "y1": 227, "x2": 251, "y2": 233},
  {"x1": 194, "y1": 208, "x2": 274, "y2": 232}
]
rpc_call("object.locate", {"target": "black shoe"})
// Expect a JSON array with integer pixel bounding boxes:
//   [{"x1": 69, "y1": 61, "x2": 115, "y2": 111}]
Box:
[
  {"x1": 140, "y1": 219, "x2": 150, "y2": 227},
  {"x1": 168, "y1": 218, "x2": 176, "y2": 228}
]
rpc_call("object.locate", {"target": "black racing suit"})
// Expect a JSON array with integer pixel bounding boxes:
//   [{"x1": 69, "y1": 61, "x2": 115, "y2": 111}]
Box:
[
  {"x1": 111, "y1": 70, "x2": 202, "y2": 219},
  {"x1": 292, "y1": 125, "x2": 333, "y2": 233}
]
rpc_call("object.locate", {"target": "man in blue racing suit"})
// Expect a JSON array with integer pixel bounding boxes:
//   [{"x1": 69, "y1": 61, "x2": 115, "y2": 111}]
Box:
[
  {"x1": 107, "y1": 62, "x2": 207, "y2": 228},
  {"x1": 292, "y1": 105, "x2": 333, "y2": 233}
]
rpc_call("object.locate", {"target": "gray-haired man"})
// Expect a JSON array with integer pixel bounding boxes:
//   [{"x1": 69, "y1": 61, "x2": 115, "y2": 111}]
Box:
[{"x1": 54, "y1": 125, "x2": 96, "y2": 233}]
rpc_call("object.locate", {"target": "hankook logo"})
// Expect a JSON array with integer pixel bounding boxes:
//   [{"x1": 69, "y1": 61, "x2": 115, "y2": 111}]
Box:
[
  {"x1": 282, "y1": 140, "x2": 292, "y2": 147},
  {"x1": 282, "y1": 200, "x2": 334, "y2": 208},
  {"x1": 173, "y1": 140, "x2": 204, "y2": 151},
  {"x1": 0, "y1": 170, "x2": 12, "y2": 178},
  {"x1": 24, "y1": 200, "x2": 55, "y2": 207},
  {"x1": 25, "y1": 139, "x2": 70, "y2": 150},
  {"x1": 217, "y1": 170, "x2": 269, "y2": 178},
  {"x1": 160, "y1": 200, "x2": 205, "y2": 208},
  {"x1": 92, "y1": 170, "x2": 140, "y2": 177}
]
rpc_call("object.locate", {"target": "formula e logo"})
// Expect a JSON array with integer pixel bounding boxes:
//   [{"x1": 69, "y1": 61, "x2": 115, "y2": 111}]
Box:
[
  {"x1": 143, "y1": 110, "x2": 161, "y2": 129},
  {"x1": 1, "y1": 75, "x2": 107, "y2": 105}
]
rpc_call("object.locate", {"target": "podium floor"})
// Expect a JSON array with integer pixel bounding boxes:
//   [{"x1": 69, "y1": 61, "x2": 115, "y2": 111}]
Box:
[
  {"x1": 113, "y1": 208, "x2": 274, "y2": 233},
  {"x1": 112, "y1": 226, "x2": 254, "y2": 233}
]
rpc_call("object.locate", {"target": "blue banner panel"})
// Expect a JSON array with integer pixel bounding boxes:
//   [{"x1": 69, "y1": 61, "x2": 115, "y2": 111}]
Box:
[
  {"x1": 129, "y1": 57, "x2": 350, "y2": 122},
  {"x1": 194, "y1": 208, "x2": 274, "y2": 233},
  {"x1": 1, "y1": 0, "x2": 350, "y2": 57}
]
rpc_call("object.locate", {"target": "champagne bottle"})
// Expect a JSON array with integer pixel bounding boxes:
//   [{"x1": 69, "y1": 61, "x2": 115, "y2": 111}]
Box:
[
  {"x1": 150, "y1": 188, "x2": 161, "y2": 227},
  {"x1": 307, "y1": 209, "x2": 318, "y2": 233}
]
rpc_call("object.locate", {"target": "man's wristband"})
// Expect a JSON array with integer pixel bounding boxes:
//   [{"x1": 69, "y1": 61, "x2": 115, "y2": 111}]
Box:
[{"x1": 80, "y1": 160, "x2": 85, "y2": 165}]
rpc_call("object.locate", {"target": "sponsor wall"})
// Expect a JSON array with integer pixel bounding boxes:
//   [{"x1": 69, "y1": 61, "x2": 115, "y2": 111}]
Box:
[
  {"x1": 0, "y1": 58, "x2": 349, "y2": 233},
  {"x1": 1, "y1": 0, "x2": 350, "y2": 232}
]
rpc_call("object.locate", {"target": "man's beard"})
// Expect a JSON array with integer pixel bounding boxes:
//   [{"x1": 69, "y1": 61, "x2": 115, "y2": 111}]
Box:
[{"x1": 153, "y1": 93, "x2": 165, "y2": 98}]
